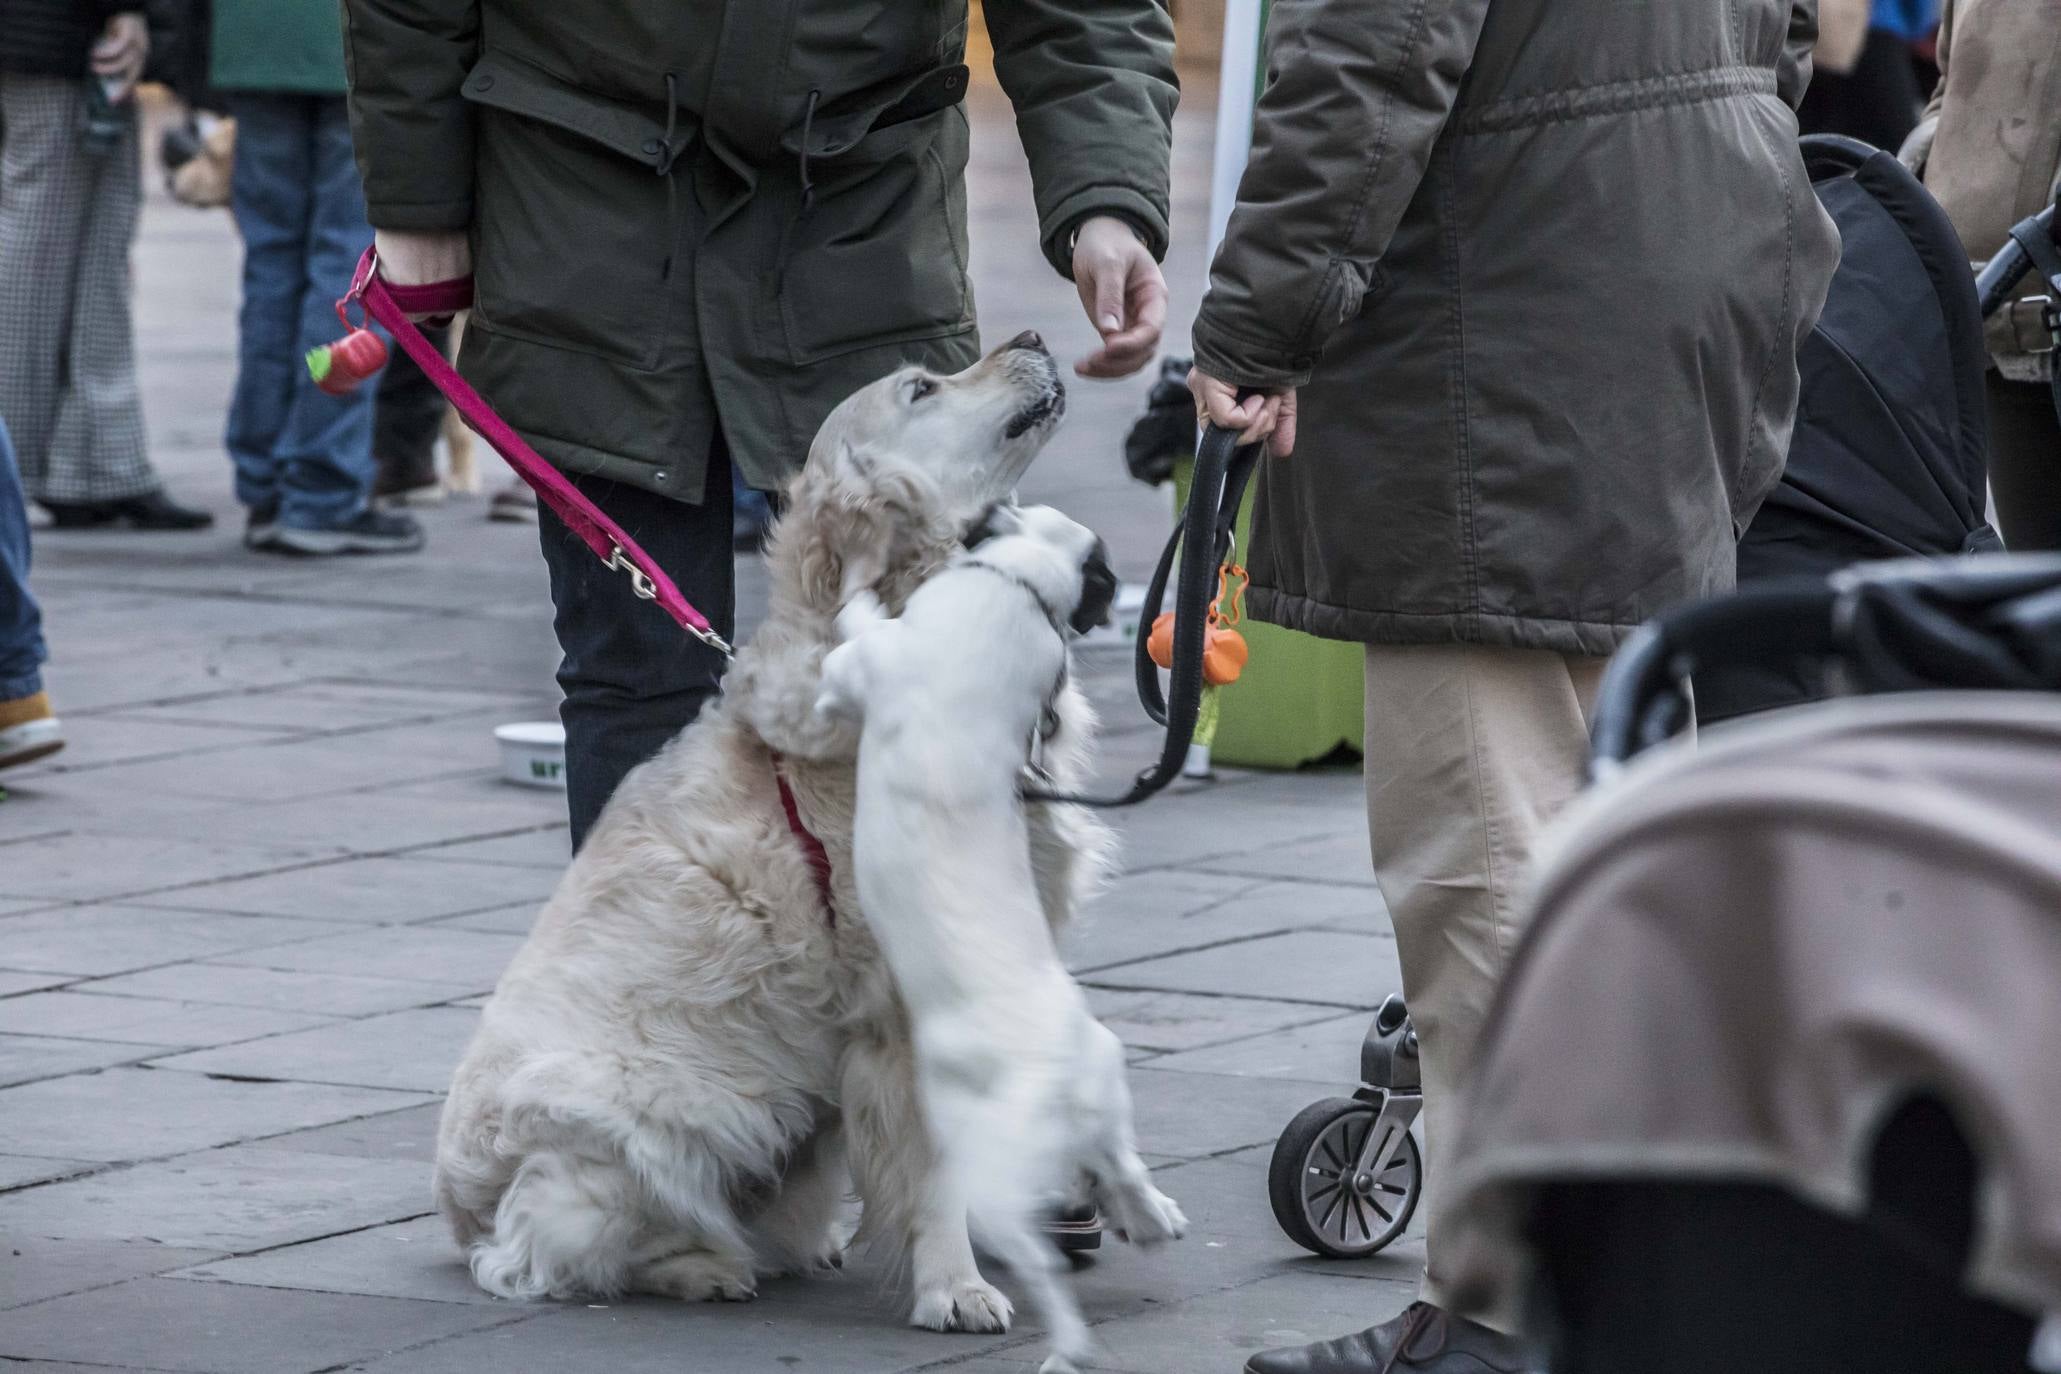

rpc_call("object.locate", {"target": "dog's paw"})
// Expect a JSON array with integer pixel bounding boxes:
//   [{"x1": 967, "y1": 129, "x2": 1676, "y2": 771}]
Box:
[
  {"x1": 1108, "y1": 1184, "x2": 1188, "y2": 1248},
  {"x1": 910, "y1": 1277, "x2": 1014, "y2": 1334},
  {"x1": 635, "y1": 1251, "x2": 760, "y2": 1304}
]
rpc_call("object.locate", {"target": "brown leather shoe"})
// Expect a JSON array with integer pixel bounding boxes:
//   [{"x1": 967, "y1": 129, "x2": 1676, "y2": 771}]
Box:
[{"x1": 1242, "y1": 1303, "x2": 1541, "y2": 1374}]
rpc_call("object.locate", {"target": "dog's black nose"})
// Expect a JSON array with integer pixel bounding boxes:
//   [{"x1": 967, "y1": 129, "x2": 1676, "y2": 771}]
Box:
[{"x1": 1005, "y1": 330, "x2": 1047, "y2": 355}]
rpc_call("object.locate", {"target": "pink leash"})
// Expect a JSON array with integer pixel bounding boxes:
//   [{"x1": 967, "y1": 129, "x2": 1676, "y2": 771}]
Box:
[{"x1": 333, "y1": 248, "x2": 732, "y2": 656}]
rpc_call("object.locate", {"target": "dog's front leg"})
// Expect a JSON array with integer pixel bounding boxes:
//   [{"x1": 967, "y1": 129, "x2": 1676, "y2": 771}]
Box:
[{"x1": 841, "y1": 1030, "x2": 1013, "y2": 1334}]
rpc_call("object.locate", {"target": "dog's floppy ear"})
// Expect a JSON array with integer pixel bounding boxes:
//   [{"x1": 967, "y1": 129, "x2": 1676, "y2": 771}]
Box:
[
  {"x1": 961, "y1": 501, "x2": 1021, "y2": 550},
  {"x1": 1070, "y1": 537, "x2": 1119, "y2": 636}
]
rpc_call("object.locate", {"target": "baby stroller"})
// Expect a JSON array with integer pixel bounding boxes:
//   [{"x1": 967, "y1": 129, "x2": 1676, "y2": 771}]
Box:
[
  {"x1": 1437, "y1": 556, "x2": 2061, "y2": 1371},
  {"x1": 1264, "y1": 133, "x2": 2061, "y2": 1264}
]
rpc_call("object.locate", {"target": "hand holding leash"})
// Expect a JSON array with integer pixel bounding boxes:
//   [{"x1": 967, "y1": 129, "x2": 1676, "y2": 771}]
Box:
[{"x1": 1023, "y1": 411, "x2": 1262, "y2": 809}]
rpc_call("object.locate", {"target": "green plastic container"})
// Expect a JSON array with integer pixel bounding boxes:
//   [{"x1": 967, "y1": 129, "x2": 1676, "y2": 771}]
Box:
[{"x1": 1170, "y1": 458, "x2": 1364, "y2": 769}]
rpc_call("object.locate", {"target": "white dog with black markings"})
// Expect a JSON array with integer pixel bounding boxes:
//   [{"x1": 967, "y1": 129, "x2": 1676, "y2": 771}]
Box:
[{"x1": 816, "y1": 504, "x2": 1187, "y2": 1374}]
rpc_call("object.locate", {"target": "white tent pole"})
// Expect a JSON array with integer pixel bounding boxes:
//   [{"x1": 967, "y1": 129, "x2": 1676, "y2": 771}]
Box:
[{"x1": 1205, "y1": 0, "x2": 1265, "y2": 268}]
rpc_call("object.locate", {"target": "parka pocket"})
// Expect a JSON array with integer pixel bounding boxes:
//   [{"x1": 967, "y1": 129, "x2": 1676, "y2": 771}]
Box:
[
  {"x1": 776, "y1": 108, "x2": 975, "y2": 366},
  {"x1": 464, "y1": 59, "x2": 682, "y2": 372}
]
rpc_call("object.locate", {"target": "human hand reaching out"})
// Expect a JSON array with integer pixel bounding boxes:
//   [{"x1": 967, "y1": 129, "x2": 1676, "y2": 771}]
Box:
[{"x1": 1071, "y1": 216, "x2": 1167, "y2": 380}]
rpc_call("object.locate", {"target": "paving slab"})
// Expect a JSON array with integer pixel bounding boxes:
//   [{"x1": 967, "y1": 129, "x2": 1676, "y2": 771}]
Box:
[
  {"x1": 1063, "y1": 877, "x2": 1384, "y2": 972},
  {"x1": 403, "y1": 827, "x2": 571, "y2": 870},
  {"x1": 1147, "y1": 1012, "x2": 1377, "y2": 1083},
  {"x1": 250, "y1": 1102, "x2": 445, "y2": 1162},
  {"x1": 138, "y1": 857, "x2": 552, "y2": 926},
  {"x1": 0, "y1": 971, "x2": 75, "y2": 997},
  {"x1": 0, "y1": 1067, "x2": 433, "y2": 1162},
  {"x1": 150, "y1": 1008, "x2": 478, "y2": 1093},
  {"x1": 0, "y1": 906, "x2": 347, "y2": 977},
  {"x1": 1, "y1": 715, "x2": 290, "y2": 780},
  {"x1": 0, "y1": 1153, "x2": 95, "y2": 1191},
  {"x1": 172, "y1": 788, "x2": 556, "y2": 855},
  {"x1": 99, "y1": 680, "x2": 535, "y2": 734},
  {"x1": 1123, "y1": 1067, "x2": 1349, "y2": 1162},
  {"x1": 1196, "y1": 830, "x2": 1383, "y2": 889},
  {"x1": 1086, "y1": 930, "x2": 1401, "y2": 1010},
  {"x1": 336, "y1": 1290, "x2": 1012, "y2": 1374},
  {"x1": 0, "y1": 1033, "x2": 158, "y2": 1088},
  {"x1": 0, "y1": 1145, "x2": 437, "y2": 1250},
  {"x1": 1108, "y1": 780, "x2": 1366, "y2": 876},
  {"x1": 77, "y1": 963, "x2": 478, "y2": 1016},
  {"x1": 422, "y1": 901, "x2": 539, "y2": 935},
  {"x1": 169, "y1": 1214, "x2": 488, "y2": 1306},
  {"x1": 0, "y1": 991, "x2": 335, "y2": 1048},
  {"x1": 1090, "y1": 988, "x2": 1347, "y2": 1056},
  {"x1": 0, "y1": 834, "x2": 344, "y2": 903},
  {"x1": 0, "y1": 1236, "x2": 220, "y2": 1311},
  {"x1": 61, "y1": 742, "x2": 468, "y2": 808},
  {"x1": 207, "y1": 926, "x2": 522, "y2": 986},
  {"x1": 1073, "y1": 1270, "x2": 1415, "y2": 1374},
  {"x1": 0, "y1": 1275, "x2": 525, "y2": 1374}
]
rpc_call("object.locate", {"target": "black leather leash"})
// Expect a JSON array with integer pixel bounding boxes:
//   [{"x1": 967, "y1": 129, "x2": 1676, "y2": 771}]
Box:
[{"x1": 1023, "y1": 419, "x2": 1262, "y2": 809}]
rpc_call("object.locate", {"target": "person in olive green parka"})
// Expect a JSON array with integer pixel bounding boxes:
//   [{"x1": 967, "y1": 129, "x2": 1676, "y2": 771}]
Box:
[{"x1": 340, "y1": 0, "x2": 1179, "y2": 847}]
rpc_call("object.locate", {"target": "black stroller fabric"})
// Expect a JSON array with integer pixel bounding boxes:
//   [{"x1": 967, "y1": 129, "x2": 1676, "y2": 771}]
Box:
[{"x1": 1698, "y1": 136, "x2": 2002, "y2": 722}]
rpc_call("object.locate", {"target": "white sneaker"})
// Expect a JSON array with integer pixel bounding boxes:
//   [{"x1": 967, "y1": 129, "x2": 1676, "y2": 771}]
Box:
[{"x1": 0, "y1": 691, "x2": 64, "y2": 771}]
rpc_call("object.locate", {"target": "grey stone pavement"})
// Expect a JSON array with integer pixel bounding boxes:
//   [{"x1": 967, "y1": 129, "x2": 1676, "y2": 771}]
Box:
[{"x1": 0, "y1": 70, "x2": 1420, "y2": 1372}]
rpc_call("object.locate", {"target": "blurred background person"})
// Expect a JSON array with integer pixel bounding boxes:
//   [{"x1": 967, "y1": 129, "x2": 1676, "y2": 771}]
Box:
[
  {"x1": 0, "y1": 0, "x2": 212, "y2": 531},
  {"x1": 213, "y1": 0, "x2": 423, "y2": 555},
  {"x1": 1800, "y1": 0, "x2": 1942, "y2": 149},
  {"x1": 1903, "y1": 0, "x2": 2061, "y2": 551},
  {"x1": 0, "y1": 416, "x2": 62, "y2": 773}
]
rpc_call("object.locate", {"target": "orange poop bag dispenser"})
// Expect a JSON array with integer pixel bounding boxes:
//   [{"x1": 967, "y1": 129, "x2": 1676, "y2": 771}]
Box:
[{"x1": 1147, "y1": 563, "x2": 1250, "y2": 687}]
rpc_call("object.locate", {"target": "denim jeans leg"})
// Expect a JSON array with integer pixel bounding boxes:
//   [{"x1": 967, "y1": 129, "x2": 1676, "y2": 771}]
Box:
[
  {"x1": 0, "y1": 418, "x2": 47, "y2": 700},
  {"x1": 537, "y1": 450, "x2": 735, "y2": 850},
  {"x1": 275, "y1": 97, "x2": 375, "y2": 531},
  {"x1": 224, "y1": 95, "x2": 314, "y2": 515}
]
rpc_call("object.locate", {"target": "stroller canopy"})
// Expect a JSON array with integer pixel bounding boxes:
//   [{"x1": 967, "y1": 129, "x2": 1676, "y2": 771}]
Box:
[
  {"x1": 1703, "y1": 137, "x2": 2001, "y2": 719},
  {"x1": 1443, "y1": 693, "x2": 2061, "y2": 1323}
]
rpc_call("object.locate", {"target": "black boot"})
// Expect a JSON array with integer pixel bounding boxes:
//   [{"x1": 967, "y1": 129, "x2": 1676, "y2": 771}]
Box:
[
  {"x1": 43, "y1": 492, "x2": 214, "y2": 531},
  {"x1": 1243, "y1": 1303, "x2": 1540, "y2": 1374}
]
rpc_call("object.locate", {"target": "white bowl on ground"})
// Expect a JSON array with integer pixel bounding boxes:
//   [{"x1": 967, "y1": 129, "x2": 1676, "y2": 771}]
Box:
[{"x1": 495, "y1": 721, "x2": 566, "y2": 789}]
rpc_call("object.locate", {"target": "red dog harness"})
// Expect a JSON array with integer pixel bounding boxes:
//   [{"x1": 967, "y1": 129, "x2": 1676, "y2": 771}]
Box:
[{"x1": 333, "y1": 252, "x2": 836, "y2": 920}]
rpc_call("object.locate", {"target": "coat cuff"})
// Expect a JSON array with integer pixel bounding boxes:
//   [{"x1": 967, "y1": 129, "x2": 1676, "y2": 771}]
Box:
[
  {"x1": 365, "y1": 198, "x2": 476, "y2": 234},
  {"x1": 1039, "y1": 186, "x2": 1170, "y2": 279},
  {"x1": 1189, "y1": 314, "x2": 1315, "y2": 391}
]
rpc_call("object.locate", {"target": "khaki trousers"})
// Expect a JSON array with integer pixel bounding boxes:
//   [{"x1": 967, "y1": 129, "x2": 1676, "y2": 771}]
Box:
[{"x1": 1363, "y1": 643, "x2": 1606, "y2": 1319}]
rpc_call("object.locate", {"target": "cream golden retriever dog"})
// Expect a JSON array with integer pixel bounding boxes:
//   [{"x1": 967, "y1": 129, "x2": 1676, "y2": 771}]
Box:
[
  {"x1": 434, "y1": 334, "x2": 1115, "y2": 1334},
  {"x1": 817, "y1": 505, "x2": 1184, "y2": 1373}
]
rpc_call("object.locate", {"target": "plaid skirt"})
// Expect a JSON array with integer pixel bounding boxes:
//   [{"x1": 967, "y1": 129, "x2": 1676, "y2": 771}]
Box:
[{"x1": 0, "y1": 73, "x2": 157, "y2": 504}]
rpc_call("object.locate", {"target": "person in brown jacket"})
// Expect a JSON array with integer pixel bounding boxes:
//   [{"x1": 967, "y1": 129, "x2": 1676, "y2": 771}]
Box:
[
  {"x1": 1188, "y1": 2, "x2": 1840, "y2": 1370},
  {"x1": 1901, "y1": 0, "x2": 2061, "y2": 551}
]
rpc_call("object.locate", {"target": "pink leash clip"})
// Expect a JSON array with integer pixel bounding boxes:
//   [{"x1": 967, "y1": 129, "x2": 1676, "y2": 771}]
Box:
[{"x1": 325, "y1": 248, "x2": 732, "y2": 657}]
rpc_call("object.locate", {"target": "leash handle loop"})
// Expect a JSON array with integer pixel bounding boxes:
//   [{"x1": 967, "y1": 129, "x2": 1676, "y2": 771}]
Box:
[
  {"x1": 343, "y1": 248, "x2": 732, "y2": 657},
  {"x1": 1024, "y1": 414, "x2": 1262, "y2": 809}
]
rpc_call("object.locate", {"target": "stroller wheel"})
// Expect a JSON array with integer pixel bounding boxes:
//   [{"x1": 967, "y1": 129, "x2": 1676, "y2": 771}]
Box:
[{"x1": 1269, "y1": 1097, "x2": 1422, "y2": 1258}]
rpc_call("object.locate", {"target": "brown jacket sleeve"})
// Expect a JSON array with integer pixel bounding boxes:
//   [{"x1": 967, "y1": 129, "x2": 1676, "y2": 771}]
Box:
[
  {"x1": 340, "y1": 0, "x2": 481, "y2": 231},
  {"x1": 1779, "y1": 0, "x2": 1820, "y2": 111},
  {"x1": 1190, "y1": 0, "x2": 1493, "y2": 390},
  {"x1": 984, "y1": 0, "x2": 1179, "y2": 277}
]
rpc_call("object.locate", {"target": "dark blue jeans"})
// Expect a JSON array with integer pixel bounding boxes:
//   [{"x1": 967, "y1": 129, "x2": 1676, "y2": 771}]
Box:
[
  {"x1": 224, "y1": 95, "x2": 376, "y2": 531},
  {"x1": 0, "y1": 417, "x2": 46, "y2": 700},
  {"x1": 538, "y1": 453, "x2": 735, "y2": 850}
]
